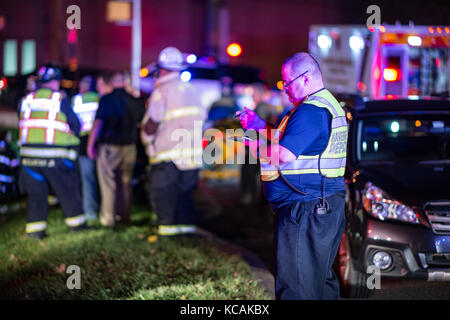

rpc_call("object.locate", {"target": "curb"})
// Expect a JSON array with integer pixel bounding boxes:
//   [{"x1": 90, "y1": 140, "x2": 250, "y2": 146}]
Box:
[{"x1": 195, "y1": 227, "x2": 275, "y2": 299}]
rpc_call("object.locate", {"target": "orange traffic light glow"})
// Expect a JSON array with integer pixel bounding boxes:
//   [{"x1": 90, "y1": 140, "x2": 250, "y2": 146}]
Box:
[
  {"x1": 383, "y1": 68, "x2": 399, "y2": 82},
  {"x1": 139, "y1": 68, "x2": 149, "y2": 78},
  {"x1": 227, "y1": 43, "x2": 242, "y2": 57}
]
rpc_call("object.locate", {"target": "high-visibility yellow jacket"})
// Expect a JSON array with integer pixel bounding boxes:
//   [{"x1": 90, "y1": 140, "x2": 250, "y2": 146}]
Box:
[
  {"x1": 19, "y1": 88, "x2": 80, "y2": 161},
  {"x1": 260, "y1": 89, "x2": 348, "y2": 182}
]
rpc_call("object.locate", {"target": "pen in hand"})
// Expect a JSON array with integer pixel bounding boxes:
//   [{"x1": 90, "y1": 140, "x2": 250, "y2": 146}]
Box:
[{"x1": 234, "y1": 111, "x2": 248, "y2": 118}]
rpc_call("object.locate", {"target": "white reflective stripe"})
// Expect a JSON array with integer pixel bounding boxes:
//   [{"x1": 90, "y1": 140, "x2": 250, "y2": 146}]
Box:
[
  {"x1": 158, "y1": 225, "x2": 181, "y2": 236},
  {"x1": 26, "y1": 221, "x2": 47, "y2": 233},
  {"x1": 72, "y1": 94, "x2": 83, "y2": 111},
  {"x1": 20, "y1": 128, "x2": 29, "y2": 144},
  {"x1": 73, "y1": 102, "x2": 99, "y2": 113},
  {"x1": 151, "y1": 147, "x2": 203, "y2": 163},
  {"x1": 73, "y1": 95, "x2": 99, "y2": 133},
  {"x1": 46, "y1": 129, "x2": 54, "y2": 144},
  {"x1": 164, "y1": 106, "x2": 201, "y2": 122},
  {"x1": 178, "y1": 225, "x2": 196, "y2": 233},
  {"x1": 0, "y1": 155, "x2": 11, "y2": 166},
  {"x1": 78, "y1": 110, "x2": 97, "y2": 132},
  {"x1": 65, "y1": 214, "x2": 86, "y2": 227},
  {"x1": 19, "y1": 119, "x2": 71, "y2": 133},
  {"x1": 0, "y1": 174, "x2": 14, "y2": 183},
  {"x1": 51, "y1": 92, "x2": 61, "y2": 103},
  {"x1": 20, "y1": 147, "x2": 77, "y2": 160},
  {"x1": 297, "y1": 155, "x2": 319, "y2": 160}
]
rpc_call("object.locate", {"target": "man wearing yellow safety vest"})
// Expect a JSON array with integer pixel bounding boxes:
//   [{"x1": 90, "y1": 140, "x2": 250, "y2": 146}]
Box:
[
  {"x1": 72, "y1": 76, "x2": 100, "y2": 221},
  {"x1": 142, "y1": 47, "x2": 205, "y2": 238},
  {"x1": 18, "y1": 63, "x2": 88, "y2": 240},
  {"x1": 236, "y1": 53, "x2": 347, "y2": 299}
]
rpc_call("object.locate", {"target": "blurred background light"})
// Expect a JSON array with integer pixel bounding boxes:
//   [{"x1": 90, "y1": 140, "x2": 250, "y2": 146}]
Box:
[
  {"x1": 180, "y1": 71, "x2": 192, "y2": 82},
  {"x1": 317, "y1": 34, "x2": 332, "y2": 49}
]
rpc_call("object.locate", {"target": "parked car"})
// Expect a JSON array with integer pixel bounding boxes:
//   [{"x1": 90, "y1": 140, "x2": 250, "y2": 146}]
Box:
[{"x1": 335, "y1": 97, "x2": 450, "y2": 298}]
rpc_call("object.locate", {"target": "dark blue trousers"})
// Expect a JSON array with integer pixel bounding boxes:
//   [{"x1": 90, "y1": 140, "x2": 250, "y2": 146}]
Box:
[{"x1": 274, "y1": 192, "x2": 346, "y2": 300}]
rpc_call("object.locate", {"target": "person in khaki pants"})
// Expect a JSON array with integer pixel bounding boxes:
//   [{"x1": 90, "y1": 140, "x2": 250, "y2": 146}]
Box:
[{"x1": 87, "y1": 71, "x2": 145, "y2": 227}]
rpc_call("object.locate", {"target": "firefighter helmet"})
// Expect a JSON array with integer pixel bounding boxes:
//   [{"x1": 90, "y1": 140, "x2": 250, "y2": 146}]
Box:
[
  {"x1": 37, "y1": 63, "x2": 63, "y2": 83},
  {"x1": 157, "y1": 47, "x2": 185, "y2": 71}
]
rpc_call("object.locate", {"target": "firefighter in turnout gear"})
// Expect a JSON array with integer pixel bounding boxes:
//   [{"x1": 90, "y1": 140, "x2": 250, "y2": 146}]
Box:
[
  {"x1": 142, "y1": 47, "x2": 205, "y2": 238},
  {"x1": 18, "y1": 63, "x2": 88, "y2": 240},
  {"x1": 236, "y1": 53, "x2": 347, "y2": 299}
]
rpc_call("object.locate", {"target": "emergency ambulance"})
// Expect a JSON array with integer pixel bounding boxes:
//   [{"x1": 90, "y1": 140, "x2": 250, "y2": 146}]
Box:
[
  {"x1": 310, "y1": 25, "x2": 450, "y2": 298},
  {"x1": 309, "y1": 24, "x2": 450, "y2": 98}
]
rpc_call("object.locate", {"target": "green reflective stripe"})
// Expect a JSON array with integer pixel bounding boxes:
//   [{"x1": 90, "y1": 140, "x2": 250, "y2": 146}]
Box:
[
  {"x1": 28, "y1": 111, "x2": 48, "y2": 119},
  {"x1": 321, "y1": 167, "x2": 346, "y2": 178},
  {"x1": 56, "y1": 112, "x2": 67, "y2": 122},
  {"x1": 34, "y1": 88, "x2": 53, "y2": 99},
  {"x1": 65, "y1": 214, "x2": 86, "y2": 227},
  {"x1": 82, "y1": 92, "x2": 99, "y2": 103},
  {"x1": 158, "y1": 225, "x2": 181, "y2": 236},
  {"x1": 53, "y1": 131, "x2": 80, "y2": 146},
  {"x1": 26, "y1": 221, "x2": 47, "y2": 233},
  {"x1": 24, "y1": 128, "x2": 45, "y2": 144},
  {"x1": 308, "y1": 90, "x2": 346, "y2": 117}
]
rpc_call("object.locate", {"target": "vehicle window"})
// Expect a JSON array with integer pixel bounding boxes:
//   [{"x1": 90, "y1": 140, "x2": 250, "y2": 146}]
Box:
[{"x1": 357, "y1": 115, "x2": 450, "y2": 162}]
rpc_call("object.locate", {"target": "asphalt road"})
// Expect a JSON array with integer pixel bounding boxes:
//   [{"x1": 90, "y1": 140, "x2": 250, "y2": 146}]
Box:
[{"x1": 196, "y1": 178, "x2": 450, "y2": 300}]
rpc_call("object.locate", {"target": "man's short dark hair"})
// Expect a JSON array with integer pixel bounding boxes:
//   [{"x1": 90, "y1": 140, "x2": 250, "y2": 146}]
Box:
[
  {"x1": 98, "y1": 71, "x2": 114, "y2": 85},
  {"x1": 99, "y1": 70, "x2": 126, "y2": 84},
  {"x1": 283, "y1": 53, "x2": 322, "y2": 80}
]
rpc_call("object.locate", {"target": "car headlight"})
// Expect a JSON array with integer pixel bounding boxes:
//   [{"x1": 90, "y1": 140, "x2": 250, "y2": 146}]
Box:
[{"x1": 362, "y1": 182, "x2": 420, "y2": 224}]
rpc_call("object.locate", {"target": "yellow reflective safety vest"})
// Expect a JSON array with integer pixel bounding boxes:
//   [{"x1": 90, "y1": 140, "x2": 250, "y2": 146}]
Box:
[
  {"x1": 72, "y1": 92, "x2": 99, "y2": 136},
  {"x1": 260, "y1": 89, "x2": 348, "y2": 182},
  {"x1": 19, "y1": 88, "x2": 80, "y2": 161}
]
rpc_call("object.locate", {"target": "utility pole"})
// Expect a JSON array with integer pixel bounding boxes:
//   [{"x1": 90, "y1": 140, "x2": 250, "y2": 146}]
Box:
[{"x1": 131, "y1": 0, "x2": 141, "y2": 93}]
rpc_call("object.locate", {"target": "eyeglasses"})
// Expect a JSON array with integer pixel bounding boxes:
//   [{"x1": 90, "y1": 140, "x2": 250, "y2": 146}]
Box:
[{"x1": 283, "y1": 70, "x2": 308, "y2": 89}]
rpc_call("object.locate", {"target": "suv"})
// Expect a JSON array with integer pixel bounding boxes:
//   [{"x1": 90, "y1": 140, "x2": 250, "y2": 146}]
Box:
[{"x1": 335, "y1": 97, "x2": 450, "y2": 298}]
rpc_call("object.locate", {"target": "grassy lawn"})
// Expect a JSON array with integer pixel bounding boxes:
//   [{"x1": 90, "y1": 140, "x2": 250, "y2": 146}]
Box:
[{"x1": 0, "y1": 206, "x2": 271, "y2": 300}]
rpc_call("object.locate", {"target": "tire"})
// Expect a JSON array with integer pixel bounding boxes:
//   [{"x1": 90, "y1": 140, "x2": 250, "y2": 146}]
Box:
[{"x1": 335, "y1": 231, "x2": 374, "y2": 299}]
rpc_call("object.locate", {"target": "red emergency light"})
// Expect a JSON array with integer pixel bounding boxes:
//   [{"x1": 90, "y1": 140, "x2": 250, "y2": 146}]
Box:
[
  {"x1": 0, "y1": 78, "x2": 6, "y2": 89},
  {"x1": 383, "y1": 68, "x2": 399, "y2": 82}
]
